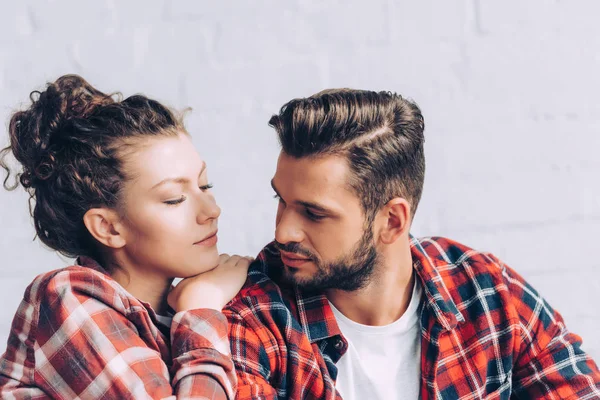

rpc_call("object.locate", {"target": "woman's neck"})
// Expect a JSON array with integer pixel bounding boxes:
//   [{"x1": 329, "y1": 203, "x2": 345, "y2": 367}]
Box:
[{"x1": 109, "y1": 264, "x2": 174, "y2": 314}]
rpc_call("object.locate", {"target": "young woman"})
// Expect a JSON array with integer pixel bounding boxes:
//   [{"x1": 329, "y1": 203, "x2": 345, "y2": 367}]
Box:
[{"x1": 0, "y1": 75, "x2": 250, "y2": 399}]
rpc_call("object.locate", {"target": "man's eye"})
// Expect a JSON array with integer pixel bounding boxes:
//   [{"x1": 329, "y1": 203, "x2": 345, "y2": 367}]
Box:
[{"x1": 305, "y1": 208, "x2": 325, "y2": 221}]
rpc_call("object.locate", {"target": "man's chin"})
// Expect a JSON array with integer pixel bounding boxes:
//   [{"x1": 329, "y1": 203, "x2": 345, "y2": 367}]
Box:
[
  {"x1": 283, "y1": 266, "x2": 311, "y2": 284},
  {"x1": 282, "y1": 268, "x2": 325, "y2": 291}
]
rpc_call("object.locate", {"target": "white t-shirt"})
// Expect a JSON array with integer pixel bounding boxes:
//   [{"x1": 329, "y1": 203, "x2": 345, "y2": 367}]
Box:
[{"x1": 330, "y1": 279, "x2": 423, "y2": 400}]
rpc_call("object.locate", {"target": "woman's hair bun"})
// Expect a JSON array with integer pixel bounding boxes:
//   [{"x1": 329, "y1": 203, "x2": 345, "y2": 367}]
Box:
[{"x1": 4, "y1": 75, "x2": 115, "y2": 189}]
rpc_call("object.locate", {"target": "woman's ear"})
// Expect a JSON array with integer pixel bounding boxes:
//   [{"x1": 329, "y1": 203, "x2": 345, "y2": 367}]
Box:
[{"x1": 83, "y1": 208, "x2": 126, "y2": 249}]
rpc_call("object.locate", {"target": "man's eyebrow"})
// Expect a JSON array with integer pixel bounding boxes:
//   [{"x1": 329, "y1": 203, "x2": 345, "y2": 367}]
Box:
[
  {"x1": 271, "y1": 180, "x2": 333, "y2": 214},
  {"x1": 297, "y1": 200, "x2": 331, "y2": 214},
  {"x1": 152, "y1": 161, "x2": 206, "y2": 189}
]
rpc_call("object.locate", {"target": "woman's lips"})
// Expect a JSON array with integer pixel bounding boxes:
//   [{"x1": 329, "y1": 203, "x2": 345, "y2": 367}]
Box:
[{"x1": 194, "y1": 232, "x2": 218, "y2": 247}]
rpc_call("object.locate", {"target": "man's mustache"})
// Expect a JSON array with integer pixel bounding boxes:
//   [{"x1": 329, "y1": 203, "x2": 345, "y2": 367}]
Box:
[{"x1": 274, "y1": 241, "x2": 317, "y2": 260}]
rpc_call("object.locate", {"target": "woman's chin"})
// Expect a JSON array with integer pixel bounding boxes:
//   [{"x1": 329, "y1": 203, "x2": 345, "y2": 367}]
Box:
[{"x1": 190, "y1": 252, "x2": 221, "y2": 276}]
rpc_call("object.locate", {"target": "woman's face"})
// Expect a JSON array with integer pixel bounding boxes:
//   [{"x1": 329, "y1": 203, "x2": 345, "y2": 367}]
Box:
[{"x1": 116, "y1": 132, "x2": 221, "y2": 279}]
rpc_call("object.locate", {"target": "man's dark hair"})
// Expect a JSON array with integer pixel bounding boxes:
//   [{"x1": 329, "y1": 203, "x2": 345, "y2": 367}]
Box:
[{"x1": 269, "y1": 88, "x2": 425, "y2": 222}]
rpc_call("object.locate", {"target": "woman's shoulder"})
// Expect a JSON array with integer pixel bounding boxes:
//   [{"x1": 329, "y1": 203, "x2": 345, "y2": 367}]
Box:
[{"x1": 25, "y1": 263, "x2": 138, "y2": 315}]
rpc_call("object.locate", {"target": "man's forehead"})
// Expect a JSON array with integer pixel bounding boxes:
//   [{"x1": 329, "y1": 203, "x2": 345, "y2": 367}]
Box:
[
  {"x1": 275, "y1": 152, "x2": 349, "y2": 185},
  {"x1": 272, "y1": 152, "x2": 361, "y2": 214}
]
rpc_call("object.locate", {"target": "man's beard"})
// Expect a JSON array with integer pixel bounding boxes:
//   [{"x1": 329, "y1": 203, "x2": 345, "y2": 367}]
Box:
[{"x1": 274, "y1": 227, "x2": 379, "y2": 292}]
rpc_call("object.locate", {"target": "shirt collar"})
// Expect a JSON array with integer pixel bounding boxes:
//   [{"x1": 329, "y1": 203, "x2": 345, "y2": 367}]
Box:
[{"x1": 409, "y1": 235, "x2": 464, "y2": 330}]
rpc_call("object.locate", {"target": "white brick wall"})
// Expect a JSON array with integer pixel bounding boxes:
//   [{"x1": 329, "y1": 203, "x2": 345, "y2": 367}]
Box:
[{"x1": 0, "y1": 0, "x2": 598, "y2": 362}]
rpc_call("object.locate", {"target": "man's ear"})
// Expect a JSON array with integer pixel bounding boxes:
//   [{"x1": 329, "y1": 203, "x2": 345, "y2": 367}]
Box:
[
  {"x1": 378, "y1": 197, "x2": 411, "y2": 245},
  {"x1": 83, "y1": 208, "x2": 127, "y2": 249}
]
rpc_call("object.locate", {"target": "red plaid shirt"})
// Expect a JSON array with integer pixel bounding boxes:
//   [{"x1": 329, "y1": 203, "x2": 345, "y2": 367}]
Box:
[
  {"x1": 0, "y1": 257, "x2": 236, "y2": 399},
  {"x1": 225, "y1": 236, "x2": 600, "y2": 399}
]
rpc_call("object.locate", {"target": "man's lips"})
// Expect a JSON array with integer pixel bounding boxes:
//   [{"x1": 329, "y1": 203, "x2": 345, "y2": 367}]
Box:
[
  {"x1": 280, "y1": 250, "x2": 311, "y2": 267},
  {"x1": 194, "y1": 231, "x2": 218, "y2": 246}
]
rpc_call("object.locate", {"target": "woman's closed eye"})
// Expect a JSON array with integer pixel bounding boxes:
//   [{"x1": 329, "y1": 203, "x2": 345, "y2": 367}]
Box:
[
  {"x1": 164, "y1": 196, "x2": 186, "y2": 206},
  {"x1": 164, "y1": 183, "x2": 213, "y2": 205}
]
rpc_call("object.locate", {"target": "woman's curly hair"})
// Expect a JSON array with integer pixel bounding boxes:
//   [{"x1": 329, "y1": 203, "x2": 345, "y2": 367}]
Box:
[{"x1": 0, "y1": 74, "x2": 186, "y2": 260}]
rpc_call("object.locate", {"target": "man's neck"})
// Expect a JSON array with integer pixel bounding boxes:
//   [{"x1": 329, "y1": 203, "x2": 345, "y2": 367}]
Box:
[{"x1": 325, "y1": 245, "x2": 415, "y2": 326}]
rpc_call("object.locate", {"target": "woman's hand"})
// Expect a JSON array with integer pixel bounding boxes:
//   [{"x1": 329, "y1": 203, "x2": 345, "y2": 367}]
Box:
[{"x1": 168, "y1": 254, "x2": 252, "y2": 312}]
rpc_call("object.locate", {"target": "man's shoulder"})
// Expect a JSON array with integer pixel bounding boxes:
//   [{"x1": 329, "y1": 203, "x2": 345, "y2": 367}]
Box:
[
  {"x1": 416, "y1": 235, "x2": 508, "y2": 278},
  {"x1": 226, "y1": 256, "x2": 296, "y2": 317},
  {"x1": 224, "y1": 245, "x2": 306, "y2": 340},
  {"x1": 416, "y1": 236, "x2": 539, "y2": 327},
  {"x1": 415, "y1": 236, "x2": 519, "y2": 307},
  {"x1": 236, "y1": 258, "x2": 289, "y2": 297},
  {"x1": 233, "y1": 242, "x2": 293, "y2": 299}
]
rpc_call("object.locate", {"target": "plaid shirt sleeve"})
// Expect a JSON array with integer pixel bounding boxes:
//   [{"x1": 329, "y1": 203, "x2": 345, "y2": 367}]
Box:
[
  {"x1": 0, "y1": 268, "x2": 236, "y2": 399},
  {"x1": 226, "y1": 308, "x2": 280, "y2": 399},
  {"x1": 493, "y1": 255, "x2": 600, "y2": 398}
]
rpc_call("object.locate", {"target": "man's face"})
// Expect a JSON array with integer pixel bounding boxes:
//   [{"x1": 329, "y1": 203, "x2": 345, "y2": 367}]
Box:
[{"x1": 271, "y1": 152, "x2": 379, "y2": 291}]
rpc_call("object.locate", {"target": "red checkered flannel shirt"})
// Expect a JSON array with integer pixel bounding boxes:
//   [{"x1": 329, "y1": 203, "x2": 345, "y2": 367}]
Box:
[
  {"x1": 0, "y1": 257, "x2": 236, "y2": 399},
  {"x1": 224, "y1": 236, "x2": 600, "y2": 399}
]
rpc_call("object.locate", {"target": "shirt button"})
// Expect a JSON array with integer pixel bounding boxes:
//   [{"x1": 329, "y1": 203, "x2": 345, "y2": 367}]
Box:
[{"x1": 333, "y1": 339, "x2": 344, "y2": 351}]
